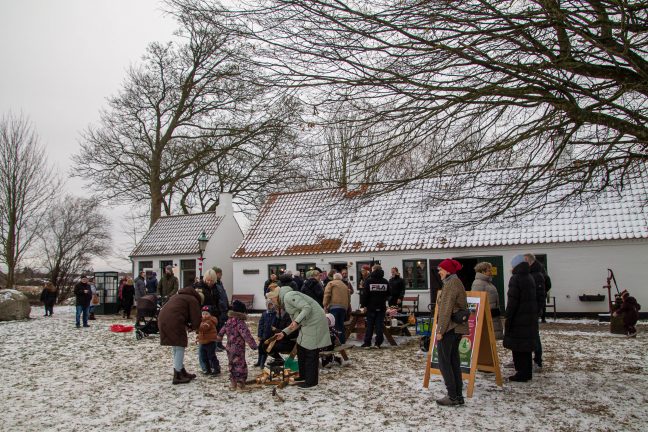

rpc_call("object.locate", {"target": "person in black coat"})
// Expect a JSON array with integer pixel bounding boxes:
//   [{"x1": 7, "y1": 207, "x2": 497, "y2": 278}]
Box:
[
  {"x1": 388, "y1": 267, "x2": 406, "y2": 308},
  {"x1": 300, "y1": 271, "x2": 324, "y2": 306},
  {"x1": 40, "y1": 282, "x2": 58, "y2": 316},
  {"x1": 360, "y1": 265, "x2": 390, "y2": 348},
  {"x1": 525, "y1": 254, "x2": 547, "y2": 368},
  {"x1": 74, "y1": 275, "x2": 93, "y2": 328},
  {"x1": 121, "y1": 278, "x2": 135, "y2": 319},
  {"x1": 504, "y1": 255, "x2": 538, "y2": 382}
]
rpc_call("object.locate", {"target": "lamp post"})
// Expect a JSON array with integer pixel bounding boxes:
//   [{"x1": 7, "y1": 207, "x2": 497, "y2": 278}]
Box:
[{"x1": 198, "y1": 230, "x2": 208, "y2": 281}]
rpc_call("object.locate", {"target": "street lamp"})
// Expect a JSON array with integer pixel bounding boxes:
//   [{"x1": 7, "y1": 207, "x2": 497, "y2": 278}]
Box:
[{"x1": 198, "y1": 230, "x2": 209, "y2": 281}]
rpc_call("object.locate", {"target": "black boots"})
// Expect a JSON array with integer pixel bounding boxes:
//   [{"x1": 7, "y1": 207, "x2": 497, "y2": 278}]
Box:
[
  {"x1": 172, "y1": 369, "x2": 191, "y2": 384},
  {"x1": 181, "y1": 368, "x2": 196, "y2": 380}
]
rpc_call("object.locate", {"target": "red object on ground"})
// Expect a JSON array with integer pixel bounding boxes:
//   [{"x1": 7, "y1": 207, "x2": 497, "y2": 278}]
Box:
[{"x1": 110, "y1": 324, "x2": 134, "y2": 333}]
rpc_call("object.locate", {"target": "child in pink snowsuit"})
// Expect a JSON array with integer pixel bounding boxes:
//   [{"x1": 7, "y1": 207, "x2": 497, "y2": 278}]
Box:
[{"x1": 217, "y1": 300, "x2": 258, "y2": 390}]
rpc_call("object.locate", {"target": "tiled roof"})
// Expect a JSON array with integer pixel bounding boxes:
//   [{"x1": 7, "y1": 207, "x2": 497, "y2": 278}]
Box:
[
  {"x1": 131, "y1": 212, "x2": 224, "y2": 257},
  {"x1": 234, "y1": 168, "x2": 648, "y2": 258}
]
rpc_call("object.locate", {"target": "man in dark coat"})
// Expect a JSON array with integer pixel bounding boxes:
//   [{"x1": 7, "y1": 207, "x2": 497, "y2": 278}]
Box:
[
  {"x1": 263, "y1": 273, "x2": 278, "y2": 295},
  {"x1": 525, "y1": 254, "x2": 547, "y2": 368},
  {"x1": 158, "y1": 265, "x2": 179, "y2": 298},
  {"x1": 388, "y1": 267, "x2": 406, "y2": 308},
  {"x1": 212, "y1": 267, "x2": 229, "y2": 350},
  {"x1": 300, "y1": 271, "x2": 324, "y2": 306},
  {"x1": 504, "y1": 255, "x2": 538, "y2": 382},
  {"x1": 146, "y1": 272, "x2": 158, "y2": 294},
  {"x1": 158, "y1": 286, "x2": 202, "y2": 384},
  {"x1": 74, "y1": 275, "x2": 93, "y2": 328},
  {"x1": 360, "y1": 265, "x2": 390, "y2": 348}
]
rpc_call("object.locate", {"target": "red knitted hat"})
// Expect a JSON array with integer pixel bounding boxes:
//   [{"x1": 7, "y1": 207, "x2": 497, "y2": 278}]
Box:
[{"x1": 438, "y1": 259, "x2": 462, "y2": 274}]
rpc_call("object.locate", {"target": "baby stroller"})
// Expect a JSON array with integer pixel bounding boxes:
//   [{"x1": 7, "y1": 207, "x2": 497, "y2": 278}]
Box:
[{"x1": 135, "y1": 294, "x2": 161, "y2": 340}]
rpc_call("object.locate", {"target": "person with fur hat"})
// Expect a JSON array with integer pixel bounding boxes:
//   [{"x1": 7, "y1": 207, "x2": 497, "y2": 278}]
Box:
[
  {"x1": 267, "y1": 283, "x2": 330, "y2": 389},
  {"x1": 197, "y1": 306, "x2": 221, "y2": 376},
  {"x1": 158, "y1": 285, "x2": 202, "y2": 384},
  {"x1": 504, "y1": 254, "x2": 538, "y2": 382},
  {"x1": 217, "y1": 300, "x2": 258, "y2": 390},
  {"x1": 614, "y1": 290, "x2": 641, "y2": 337},
  {"x1": 434, "y1": 259, "x2": 469, "y2": 406}
]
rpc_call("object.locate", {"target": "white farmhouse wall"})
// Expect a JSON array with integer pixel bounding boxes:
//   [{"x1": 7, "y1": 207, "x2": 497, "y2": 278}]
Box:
[
  {"x1": 203, "y1": 214, "x2": 243, "y2": 301},
  {"x1": 233, "y1": 239, "x2": 648, "y2": 313}
]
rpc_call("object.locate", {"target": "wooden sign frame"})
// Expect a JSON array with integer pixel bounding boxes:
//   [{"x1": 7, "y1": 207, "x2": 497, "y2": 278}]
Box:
[{"x1": 423, "y1": 291, "x2": 503, "y2": 398}]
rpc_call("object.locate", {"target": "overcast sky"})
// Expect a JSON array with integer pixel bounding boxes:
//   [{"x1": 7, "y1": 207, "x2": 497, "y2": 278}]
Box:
[{"x1": 0, "y1": 0, "x2": 178, "y2": 271}]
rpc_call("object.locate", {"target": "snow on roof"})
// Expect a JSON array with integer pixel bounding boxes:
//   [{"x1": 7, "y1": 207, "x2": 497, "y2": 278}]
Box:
[
  {"x1": 131, "y1": 212, "x2": 224, "y2": 257},
  {"x1": 234, "y1": 168, "x2": 648, "y2": 258}
]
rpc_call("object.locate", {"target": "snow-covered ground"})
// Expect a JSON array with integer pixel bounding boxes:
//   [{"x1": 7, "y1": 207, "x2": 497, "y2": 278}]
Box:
[{"x1": 1, "y1": 307, "x2": 646, "y2": 432}]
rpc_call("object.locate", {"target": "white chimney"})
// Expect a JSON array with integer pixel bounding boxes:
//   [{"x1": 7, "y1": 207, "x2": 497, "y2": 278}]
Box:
[{"x1": 216, "y1": 192, "x2": 233, "y2": 217}]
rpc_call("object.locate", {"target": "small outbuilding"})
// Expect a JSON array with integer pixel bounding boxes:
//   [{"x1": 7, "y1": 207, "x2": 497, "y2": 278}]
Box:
[
  {"x1": 232, "y1": 169, "x2": 648, "y2": 314},
  {"x1": 130, "y1": 193, "x2": 243, "y2": 299}
]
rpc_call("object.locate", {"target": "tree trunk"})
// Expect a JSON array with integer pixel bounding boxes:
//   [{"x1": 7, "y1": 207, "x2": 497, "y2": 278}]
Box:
[{"x1": 150, "y1": 185, "x2": 163, "y2": 227}]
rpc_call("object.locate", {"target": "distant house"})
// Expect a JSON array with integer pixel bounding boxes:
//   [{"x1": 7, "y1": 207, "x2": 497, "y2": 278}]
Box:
[
  {"x1": 130, "y1": 193, "x2": 243, "y2": 299},
  {"x1": 232, "y1": 170, "x2": 648, "y2": 314}
]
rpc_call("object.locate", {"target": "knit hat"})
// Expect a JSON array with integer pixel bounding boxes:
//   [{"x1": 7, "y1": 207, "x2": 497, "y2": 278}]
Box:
[
  {"x1": 620, "y1": 289, "x2": 629, "y2": 298},
  {"x1": 361, "y1": 264, "x2": 371, "y2": 271},
  {"x1": 511, "y1": 255, "x2": 525, "y2": 269},
  {"x1": 232, "y1": 299, "x2": 247, "y2": 313},
  {"x1": 201, "y1": 306, "x2": 210, "y2": 312},
  {"x1": 438, "y1": 259, "x2": 462, "y2": 274},
  {"x1": 326, "y1": 313, "x2": 335, "y2": 327}
]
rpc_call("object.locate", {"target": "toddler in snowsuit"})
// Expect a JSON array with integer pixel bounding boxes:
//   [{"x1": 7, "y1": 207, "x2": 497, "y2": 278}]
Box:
[
  {"x1": 256, "y1": 300, "x2": 278, "y2": 368},
  {"x1": 321, "y1": 313, "x2": 343, "y2": 368},
  {"x1": 197, "y1": 306, "x2": 221, "y2": 375},
  {"x1": 615, "y1": 290, "x2": 641, "y2": 337},
  {"x1": 217, "y1": 300, "x2": 258, "y2": 390}
]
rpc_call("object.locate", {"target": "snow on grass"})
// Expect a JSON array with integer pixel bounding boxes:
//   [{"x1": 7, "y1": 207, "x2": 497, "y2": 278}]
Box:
[{"x1": 0, "y1": 307, "x2": 646, "y2": 431}]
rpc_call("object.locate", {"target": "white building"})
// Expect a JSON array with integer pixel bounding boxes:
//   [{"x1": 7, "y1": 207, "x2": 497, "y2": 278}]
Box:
[
  {"x1": 232, "y1": 171, "x2": 648, "y2": 314},
  {"x1": 130, "y1": 193, "x2": 243, "y2": 299}
]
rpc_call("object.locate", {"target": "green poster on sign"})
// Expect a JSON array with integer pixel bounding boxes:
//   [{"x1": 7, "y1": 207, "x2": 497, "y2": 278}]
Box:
[{"x1": 430, "y1": 296, "x2": 481, "y2": 374}]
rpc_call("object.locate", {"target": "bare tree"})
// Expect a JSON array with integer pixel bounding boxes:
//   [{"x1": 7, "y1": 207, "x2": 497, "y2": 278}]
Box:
[
  {"x1": 40, "y1": 196, "x2": 111, "y2": 300},
  {"x1": 0, "y1": 113, "x2": 60, "y2": 288},
  {"x1": 176, "y1": 0, "x2": 648, "y2": 217},
  {"x1": 74, "y1": 14, "x2": 298, "y2": 226}
]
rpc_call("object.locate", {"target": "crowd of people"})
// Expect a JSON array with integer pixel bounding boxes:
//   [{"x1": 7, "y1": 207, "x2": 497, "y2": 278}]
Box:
[{"x1": 42, "y1": 256, "x2": 641, "y2": 401}]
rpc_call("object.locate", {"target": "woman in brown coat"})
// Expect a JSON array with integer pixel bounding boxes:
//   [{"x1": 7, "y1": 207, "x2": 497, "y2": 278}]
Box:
[
  {"x1": 158, "y1": 286, "x2": 202, "y2": 384},
  {"x1": 435, "y1": 259, "x2": 469, "y2": 407}
]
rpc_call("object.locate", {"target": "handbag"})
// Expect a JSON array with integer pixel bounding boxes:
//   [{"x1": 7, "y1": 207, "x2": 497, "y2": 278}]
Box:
[
  {"x1": 91, "y1": 294, "x2": 100, "y2": 305},
  {"x1": 451, "y1": 308, "x2": 470, "y2": 324}
]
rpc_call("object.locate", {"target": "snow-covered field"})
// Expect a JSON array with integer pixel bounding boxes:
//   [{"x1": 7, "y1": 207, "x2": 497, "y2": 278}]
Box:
[{"x1": 1, "y1": 307, "x2": 646, "y2": 432}]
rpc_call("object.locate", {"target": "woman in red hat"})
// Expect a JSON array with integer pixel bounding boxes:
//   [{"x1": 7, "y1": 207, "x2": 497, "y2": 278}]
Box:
[{"x1": 434, "y1": 259, "x2": 468, "y2": 406}]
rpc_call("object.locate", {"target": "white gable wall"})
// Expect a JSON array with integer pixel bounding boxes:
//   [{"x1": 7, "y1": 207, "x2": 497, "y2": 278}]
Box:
[
  {"x1": 232, "y1": 239, "x2": 648, "y2": 313},
  {"x1": 202, "y1": 213, "x2": 243, "y2": 301}
]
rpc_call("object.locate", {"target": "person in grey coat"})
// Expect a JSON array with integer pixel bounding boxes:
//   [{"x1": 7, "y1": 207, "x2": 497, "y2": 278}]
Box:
[
  {"x1": 134, "y1": 271, "x2": 147, "y2": 301},
  {"x1": 471, "y1": 262, "x2": 503, "y2": 340},
  {"x1": 267, "y1": 285, "x2": 330, "y2": 389}
]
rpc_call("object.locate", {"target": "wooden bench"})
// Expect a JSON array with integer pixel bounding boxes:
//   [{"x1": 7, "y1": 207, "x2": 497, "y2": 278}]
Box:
[
  {"x1": 231, "y1": 294, "x2": 254, "y2": 310},
  {"x1": 319, "y1": 343, "x2": 354, "y2": 361},
  {"x1": 402, "y1": 295, "x2": 420, "y2": 313}
]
